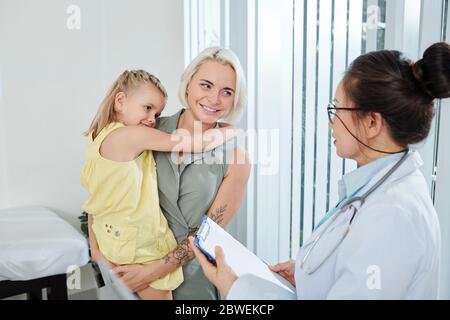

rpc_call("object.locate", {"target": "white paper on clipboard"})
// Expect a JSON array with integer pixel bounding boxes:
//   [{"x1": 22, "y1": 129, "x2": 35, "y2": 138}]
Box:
[{"x1": 195, "y1": 216, "x2": 296, "y2": 295}]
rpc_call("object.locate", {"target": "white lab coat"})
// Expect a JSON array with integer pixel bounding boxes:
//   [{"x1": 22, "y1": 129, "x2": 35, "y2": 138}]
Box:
[{"x1": 227, "y1": 151, "x2": 441, "y2": 299}]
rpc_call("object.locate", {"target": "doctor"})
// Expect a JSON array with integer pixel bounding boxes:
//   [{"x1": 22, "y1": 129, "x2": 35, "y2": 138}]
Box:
[{"x1": 189, "y1": 42, "x2": 450, "y2": 299}]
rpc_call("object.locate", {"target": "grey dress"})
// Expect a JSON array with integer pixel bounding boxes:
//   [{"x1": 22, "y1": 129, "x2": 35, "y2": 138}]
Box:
[{"x1": 154, "y1": 109, "x2": 234, "y2": 300}]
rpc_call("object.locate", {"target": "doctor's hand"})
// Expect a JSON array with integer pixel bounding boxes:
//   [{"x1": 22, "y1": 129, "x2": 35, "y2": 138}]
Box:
[
  {"x1": 270, "y1": 260, "x2": 296, "y2": 287},
  {"x1": 188, "y1": 237, "x2": 237, "y2": 297}
]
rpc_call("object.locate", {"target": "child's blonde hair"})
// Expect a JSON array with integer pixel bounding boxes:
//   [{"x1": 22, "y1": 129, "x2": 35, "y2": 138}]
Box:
[{"x1": 86, "y1": 69, "x2": 168, "y2": 139}]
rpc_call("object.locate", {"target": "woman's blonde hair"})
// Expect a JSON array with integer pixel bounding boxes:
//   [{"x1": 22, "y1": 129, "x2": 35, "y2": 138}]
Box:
[
  {"x1": 86, "y1": 69, "x2": 167, "y2": 139},
  {"x1": 178, "y1": 47, "x2": 247, "y2": 124}
]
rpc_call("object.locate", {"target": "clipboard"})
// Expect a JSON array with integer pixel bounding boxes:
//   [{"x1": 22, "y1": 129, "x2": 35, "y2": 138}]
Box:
[{"x1": 195, "y1": 216, "x2": 296, "y2": 295}]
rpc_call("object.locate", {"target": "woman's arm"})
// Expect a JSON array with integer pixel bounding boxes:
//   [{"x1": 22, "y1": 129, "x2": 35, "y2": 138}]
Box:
[
  {"x1": 101, "y1": 125, "x2": 236, "y2": 161},
  {"x1": 112, "y1": 147, "x2": 251, "y2": 291}
]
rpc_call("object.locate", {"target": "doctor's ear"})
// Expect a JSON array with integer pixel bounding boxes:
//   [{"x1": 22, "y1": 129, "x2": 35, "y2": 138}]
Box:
[{"x1": 363, "y1": 112, "x2": 384, "y2": 139}]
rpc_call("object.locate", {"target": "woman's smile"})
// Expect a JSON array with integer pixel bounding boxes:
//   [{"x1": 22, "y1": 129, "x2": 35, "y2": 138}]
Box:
[{"x1": 200, "y1": 103, "x2": 220, "y2": 115}]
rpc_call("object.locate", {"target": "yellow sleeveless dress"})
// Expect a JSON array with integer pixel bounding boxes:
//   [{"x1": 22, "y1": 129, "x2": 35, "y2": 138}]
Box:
[{"x1": 80, "y1": 122, "x2": 183, "y2": 291}]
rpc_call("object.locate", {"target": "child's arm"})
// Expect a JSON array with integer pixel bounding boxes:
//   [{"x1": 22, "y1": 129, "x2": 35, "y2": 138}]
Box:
[{"x1": 105, "y1": 125, "x2": 236, "y2": 157}]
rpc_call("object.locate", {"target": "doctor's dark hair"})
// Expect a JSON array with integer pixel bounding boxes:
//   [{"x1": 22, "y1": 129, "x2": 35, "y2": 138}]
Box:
[{"x1": 342, "y1": 42, "x2": 450, "y2": 146}]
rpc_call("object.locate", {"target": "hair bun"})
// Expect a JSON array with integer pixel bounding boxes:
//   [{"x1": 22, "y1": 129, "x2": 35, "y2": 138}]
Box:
[
  {"x1": 416, "y1": 42, "x2": 450, "y2": 99},
  {"x1": 411, "y1": 59, "x2": 424, "y2": 83},
  {"x1": 411, "y1": 59, "x2": 434, "y2": 98}
]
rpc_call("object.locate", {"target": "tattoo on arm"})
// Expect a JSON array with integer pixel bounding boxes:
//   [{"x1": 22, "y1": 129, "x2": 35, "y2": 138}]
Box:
[
  {"x1": 209, "y1": 204, "x2": 227, "y2": 225},
  {"x1": 163, "y1": 228, "x2": 198, "y2": 267},
  {"x1": 162, "y1": 205, "x2": 227, "y2": 268}
]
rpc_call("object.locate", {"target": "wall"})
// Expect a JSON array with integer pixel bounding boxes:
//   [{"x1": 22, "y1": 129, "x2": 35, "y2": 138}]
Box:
[{"x1": 0, "y1": 0, "x2": 184, "y2": 227}]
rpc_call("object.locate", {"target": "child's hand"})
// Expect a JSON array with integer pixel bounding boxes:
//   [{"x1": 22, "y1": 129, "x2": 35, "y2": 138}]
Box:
[
  {"x1": 168, "y1": 124, "x2": 237, "y2": 153},
  {"x1": 203, "y1": 125, "x2": 238, "y2": 151}
]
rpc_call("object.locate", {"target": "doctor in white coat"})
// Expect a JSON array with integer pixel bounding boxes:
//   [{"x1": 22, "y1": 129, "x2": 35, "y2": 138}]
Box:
[{"x1": 189, "y1": 42, "x2": 450, "y2": 299}]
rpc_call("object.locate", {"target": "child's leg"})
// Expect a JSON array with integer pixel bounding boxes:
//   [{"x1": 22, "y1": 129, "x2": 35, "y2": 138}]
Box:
[{"x1": 137, "y1": 286, "x2": 172, "y2": 300}]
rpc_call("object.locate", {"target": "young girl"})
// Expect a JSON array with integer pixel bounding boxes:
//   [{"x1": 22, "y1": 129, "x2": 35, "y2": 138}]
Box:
[{"x1": 81, "y1": 70, "x2": 234, "y2": 300}]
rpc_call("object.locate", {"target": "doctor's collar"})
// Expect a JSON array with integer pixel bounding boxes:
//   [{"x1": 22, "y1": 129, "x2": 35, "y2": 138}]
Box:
[{"x1": 338, "y1": 152, "x2": 406, "y2": 201}]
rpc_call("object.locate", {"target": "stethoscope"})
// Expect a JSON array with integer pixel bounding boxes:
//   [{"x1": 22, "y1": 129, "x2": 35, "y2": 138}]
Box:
[{"x1": 300, "y1": 149, "x2": 410, "y2": 275}]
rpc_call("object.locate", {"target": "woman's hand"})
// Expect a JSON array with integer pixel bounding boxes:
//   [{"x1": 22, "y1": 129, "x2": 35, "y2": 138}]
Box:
[
  {"x1": 112, "y1": 260, "x2": 165, "y2": 293},
  {"x1": 269, "y1": 260, "x2": 296, "y2": 287},
  {"x1": 188, "y1": 237, "x2": 237, "y2": 297}
]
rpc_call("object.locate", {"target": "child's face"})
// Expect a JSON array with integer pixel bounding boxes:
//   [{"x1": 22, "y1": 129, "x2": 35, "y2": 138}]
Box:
[
  {"x1": 186, "y1": 60, "x2": 236, "y2": 124},
  {"x1": 115, "y1": 83, "x2": 165, "y2": 128}
]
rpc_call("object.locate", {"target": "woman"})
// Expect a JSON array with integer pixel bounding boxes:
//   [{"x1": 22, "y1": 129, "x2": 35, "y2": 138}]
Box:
[
  {"x1": 112, "y1": 47, "x2": 251, "y2": 300},
  {"x1": 190, "y1": 42, "x2": 450, "y2": 299}
]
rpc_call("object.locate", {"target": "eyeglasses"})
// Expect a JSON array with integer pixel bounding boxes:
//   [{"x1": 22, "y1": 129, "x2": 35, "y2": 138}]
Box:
[
  {"x1": 327, "y1": 102, "x2": 361, "y2": 124},
  {"x1": 326, "y1": 102, "x2": 405, "y2": 155}
]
